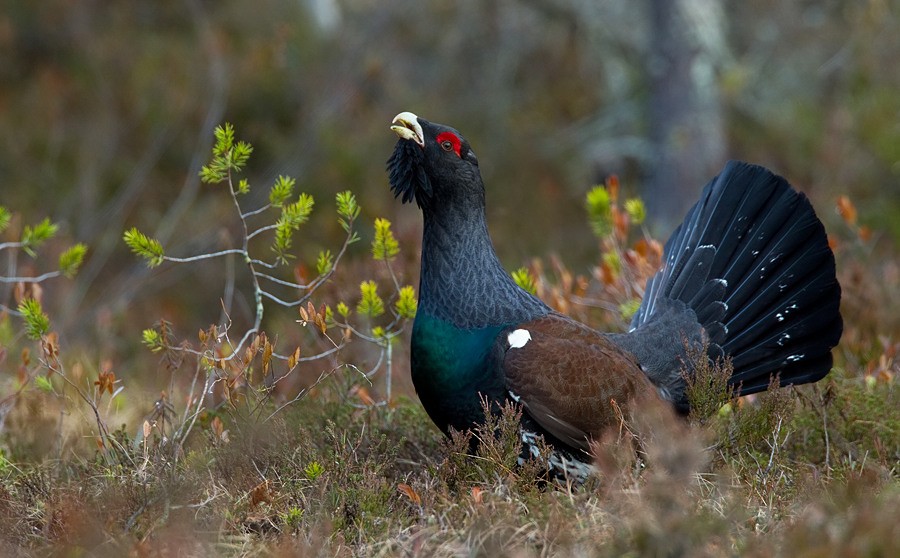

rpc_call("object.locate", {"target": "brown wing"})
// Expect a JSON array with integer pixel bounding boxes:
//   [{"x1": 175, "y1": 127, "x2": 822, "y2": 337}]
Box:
[{"x1": 501, "y1": 313, "x2": 657, "y2": 452}]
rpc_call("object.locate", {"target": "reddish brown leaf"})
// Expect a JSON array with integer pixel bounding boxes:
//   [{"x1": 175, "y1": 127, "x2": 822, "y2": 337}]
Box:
[
  {"x1": 41, "y1": 332, "x2": 59, "y2": 365},
  {"x1": 398, "y1": 483, "x2": 421, "y2": 506},
  {"x1": 94, "y1": 370, "x2": 116, "y2": 396},
  {"x1": 471, "y1": 486, "x2": 485, "y2": 505},
  {"x1": 837, "y1": 195, "x2": 857, "y2": 224},
  {"x1": 287, "y1": 346, "x2": 301, "y2": 369},
  {"x1": 314, "y1": 313, "x2": 327, "y2": 334},
  {"x1": 14, "y1": 281, "x2": 42, "y2": 305},
  {"x1": 858, "y1": 225, "x2": 872, "y2": 242},
  {"x1": 606, "y1": 174, "x2": 620, "y2": 202},
  {"x1": 354, "y1": 386, "x2": 375, "y2": 406},
  {"x1": 211, "y1": 416, "x2": 224, "y2": 438},
  {"x1": 249, "y1": 480, "x2": 271, "y2": 508},
  {"x1": 613, "y1": 206, "x2": 629, "y2": 239},
  {"x1": 262, "y1": 340, "x2": 273, "y2": 376},
  {"x1": 294, "y1": 262, "x2": 309, "y2": 284}
]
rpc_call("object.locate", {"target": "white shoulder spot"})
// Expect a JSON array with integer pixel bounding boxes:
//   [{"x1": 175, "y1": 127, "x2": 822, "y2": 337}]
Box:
[{"x1": 507, "y1": 329, "x2": 532, "y2": 349}]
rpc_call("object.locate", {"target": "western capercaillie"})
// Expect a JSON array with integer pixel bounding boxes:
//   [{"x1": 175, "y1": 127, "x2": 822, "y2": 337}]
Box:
[{"x1": 387, "y1": 111, "x2": 842, "y2": 480}]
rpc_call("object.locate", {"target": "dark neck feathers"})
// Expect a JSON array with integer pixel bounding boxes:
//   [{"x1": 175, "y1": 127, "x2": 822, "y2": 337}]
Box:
[{"x1": 418, "y1": 192, "x2": 549, "y2": 328}]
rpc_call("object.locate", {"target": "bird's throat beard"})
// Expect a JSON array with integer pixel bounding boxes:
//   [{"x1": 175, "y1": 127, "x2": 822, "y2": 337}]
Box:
[{"x1": 386, "y1": 139, "x2": 433, "y2": 208}]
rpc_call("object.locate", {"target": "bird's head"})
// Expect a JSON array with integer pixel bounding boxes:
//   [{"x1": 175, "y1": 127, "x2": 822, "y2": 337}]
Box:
[{"x1": 386, "y1": 112, "x2": 481, "y2": 210}]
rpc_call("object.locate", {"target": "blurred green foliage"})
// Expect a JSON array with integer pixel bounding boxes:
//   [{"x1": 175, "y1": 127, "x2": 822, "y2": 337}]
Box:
[{"x1": 1, "y1": 0, "x2": 898, "y2": 390}]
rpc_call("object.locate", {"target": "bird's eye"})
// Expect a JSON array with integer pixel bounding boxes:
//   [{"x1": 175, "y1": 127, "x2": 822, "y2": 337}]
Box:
[{"x1": 435, "y1": 131, "x2": 462, "y2": 157}]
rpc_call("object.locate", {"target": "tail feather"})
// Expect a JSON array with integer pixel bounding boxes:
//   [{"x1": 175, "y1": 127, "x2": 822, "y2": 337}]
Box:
[
  {"x1": 629, "y1": 161, "x2": 842, "y2": 406},
  {"x1": 668, "y1": 245, "x2": 716, "y2": 304},
  {"x1": 729, "y1": 297, "x2": 841, "y2": 374},
  {"x1": 724, "y1": 262, "x2": 837, "y2": 354}
]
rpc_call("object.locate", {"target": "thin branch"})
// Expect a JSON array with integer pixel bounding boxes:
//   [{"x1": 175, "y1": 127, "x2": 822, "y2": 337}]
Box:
[
  {"x1": 246, "y1": 224, "x2": 278, "y2": 241},
  {"x1": 0, "y1": 303, "x2": 22, "y2": 316},
  {"x1": 256, "y1": 272, "x2": 313, "y2": 290},
  {"x1": 0, "y1": 271, "x2": 62, "y2": 283},
  {"x1": 0, "y1": 241, "x2": 26, "y2": 251},
  {"x1": 241, "y1": 204, "x2": 273, "y2": 219},
  {"x1": 260, "y1": 290, "x2": 303, "y2": 308},
  {"x1": 290, "y1": 225, "x2": 356, "y2": 306},
  {"x1": 384, "y1": 258, "x2": 402, "y2": 294},
  {"x1": 163, "y1": 249, "x2": 246, "y2": 263},
  {"x1": 250, "y1": 259, "x2": 279, "y2": 269}
]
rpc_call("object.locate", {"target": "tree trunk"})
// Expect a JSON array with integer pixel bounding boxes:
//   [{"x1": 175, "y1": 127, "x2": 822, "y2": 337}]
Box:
[{"x1": 645, "y1": 0, "x2": 726, "y2": 229}]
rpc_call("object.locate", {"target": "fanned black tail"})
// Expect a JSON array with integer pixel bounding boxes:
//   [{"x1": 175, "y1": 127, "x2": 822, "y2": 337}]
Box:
[{"x1": 631, "y1": 161, "x2": 842, "y2": 405}]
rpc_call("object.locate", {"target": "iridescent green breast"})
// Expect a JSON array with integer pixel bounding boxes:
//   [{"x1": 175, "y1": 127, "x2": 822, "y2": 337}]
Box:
[{"x1": 409, "y1": 313, "x2": 508, "y2": 434}]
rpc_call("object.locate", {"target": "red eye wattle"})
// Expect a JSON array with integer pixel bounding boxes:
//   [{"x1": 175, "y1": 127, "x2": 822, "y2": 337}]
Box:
[{"x1": 435, "y1": 131, "x2": 462, "y2": 157}]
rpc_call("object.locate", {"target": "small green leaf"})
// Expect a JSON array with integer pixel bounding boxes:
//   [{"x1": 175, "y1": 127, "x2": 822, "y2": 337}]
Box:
[
  {"x1": 372, "y1": 217, "x2": 400, "y2": 261},
  {"x1": 199, "y1": 161, "x2": 227, "y2": 184},
  {"x1": 272, "y1": 193, "x2": 315, "y2": 264},
  {"x1": 230, "y1": 140, "x2": 253, "y2": 172},
  {"x1": 511, "y1": 267, "x2": 538, "y2": 295},
  {"x1": 269, "y1": 175, "x2": 296, "y2": 207},
  {"x1": 18, "y1": 298, "x2": 50, "y2": 340},
  {"x1": 283, "y1": 507, "x2": 304, "y2": 527},
  {"x1": 213, "y1": 122, "x2": 235, "y2": 157},
  {"x1": 142, "y1": 328, "x2": 164, "y2": 352},
  {"x1": 236, "y1": 178, "x2": 250, "y2": 195},
  {"x1": 586, "y1": 186, "x2": 612, "y2": 237},
  {"x1": 357, "y1": 280, "x2": 385, "y2": 318},
  {"x1": 287, "y1": 194, "x2": 315, "y2": 226},
  {"x1": 624, "y1": 198, "x2": 646, "y2": 225},
  {"x1": 123, "y1": 228, "x2": 164, "y2": 267},
  {"x1": 336, "y1": 191, "x2": 361, "y2": 234},
  {"x1": 336, "y1": 302, "x2": 350, "y2": 318},
  {"x1": 304, "y1": 461, "x2": 324, "y2": 481},
  {"x1": 34, "y1": 375, "x2": 54, "y2": 393},
  {"x1": 0, "y1": 206, "x2": 10, "y2": 233},
  {"x1": 21, "y1": 218, "x2": 59, "y2": 257},
  {"x1": 316, "y1": 249, "x2": 333, "y2": 276},
  {"x1": 602, "y1": 251, "x2": 621, "y2": 274},
  {"x1": 618, "y1": 298, "x2": 641, "y2": 321},
  {"x1": 59, "y1": 243, "x2": 88, "y2": 278},
  {"x1": 395, "y1": 285, "x2": 418, "y2": 319},
  {"x1": 199, "y1": 123, "x2": 254, "y2": 184}
]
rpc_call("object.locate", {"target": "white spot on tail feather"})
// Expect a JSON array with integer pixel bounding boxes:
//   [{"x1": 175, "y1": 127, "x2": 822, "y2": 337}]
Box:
[
  {"x1": 508, "y1": 390, "x2": 522, "y2": 403},
  {"x1": 508, "y1": 329, "x2": 532, "y2": 349}
]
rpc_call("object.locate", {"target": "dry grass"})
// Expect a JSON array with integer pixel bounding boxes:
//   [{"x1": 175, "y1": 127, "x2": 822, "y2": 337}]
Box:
[{"x1": 0, "y1": 361, "x2": 895, "y2": 556}]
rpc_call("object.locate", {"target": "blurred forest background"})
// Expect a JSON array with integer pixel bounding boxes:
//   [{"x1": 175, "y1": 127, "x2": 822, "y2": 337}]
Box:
[{"x1": 2, "y1": 0, "x2": 899, "y2": 403}]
